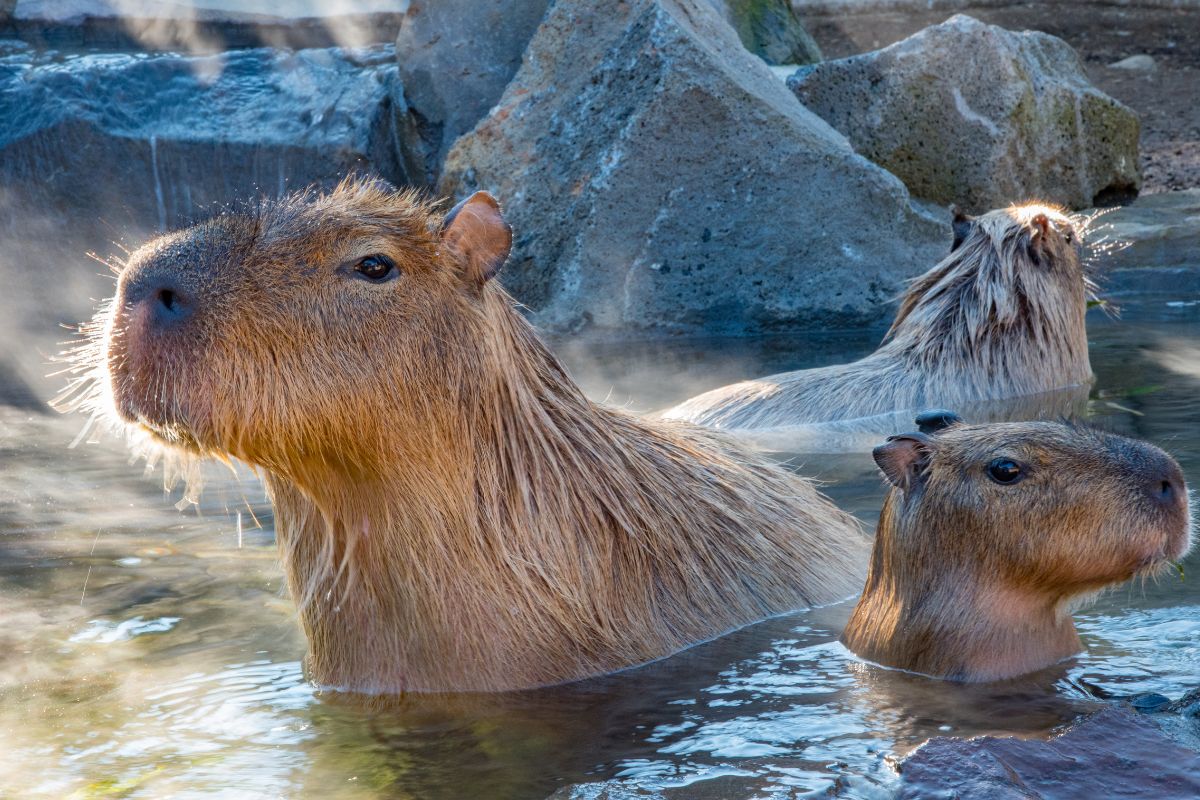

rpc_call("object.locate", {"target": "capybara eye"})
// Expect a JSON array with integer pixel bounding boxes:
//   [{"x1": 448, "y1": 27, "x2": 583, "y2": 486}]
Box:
[
  {"x1": 355, "y1": 255, "x2": 395, "y2": 281},
  {"x1": 986, "y1": 458, "x2": 1023, "y2": 484}
]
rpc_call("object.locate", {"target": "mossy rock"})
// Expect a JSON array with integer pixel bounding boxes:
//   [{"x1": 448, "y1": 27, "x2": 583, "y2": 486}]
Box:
[
  {"x1": 788, "y1": 14, "x2": 1140, "y2": 211},
  {"x1": 723, "y1": 0, "x2": 822, "y2": 65}
]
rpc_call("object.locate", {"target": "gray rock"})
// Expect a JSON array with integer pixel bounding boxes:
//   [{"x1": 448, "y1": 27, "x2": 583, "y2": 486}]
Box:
[
  {"x1": 788, "y1": 14, "x2": 1142, "y2": 212},
  {"x1": 1089, "y1": 189, "x2": 1200, "y2": 273},
  {"x1": 706, "y1": 0, "x2": 822, "y2": 65},
  {"x1": 1109, "y1": 53, "x2": 1157, "y2": 71},
  {"x1": 395, "y1": 0, "x2": 551, "y2": 180},
  {"x1": 0, "y1": 44, "x2": 423, "y2": 238},
  {"x1": 440, "y1": 0, "x2": 947, "y2": 336},
  {"x1": 10, "y1": 0, "x2": 409, "y2": 50},
  {"x1": 898, "y1": 705, "x2": 1200, "y2": 799},
  {"x1": 0, "y1": 44, "x2": 424, "y2": 354}
]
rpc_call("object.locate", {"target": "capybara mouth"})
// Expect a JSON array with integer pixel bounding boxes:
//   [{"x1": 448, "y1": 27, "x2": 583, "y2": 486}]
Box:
[
  {"x1": 1128, "y1": 505, "x2": 1192, "y2": 578},
  {"x1": 105, "y1": 304, "x2": 209, "y2": 452}
]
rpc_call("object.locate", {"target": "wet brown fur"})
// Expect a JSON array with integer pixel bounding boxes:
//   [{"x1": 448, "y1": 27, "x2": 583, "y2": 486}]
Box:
[
  {"x1": 843, "y1": 420, "x2": 1192, "y2": 682},
  {"x1": 58, "y1": 178, "x2": 868, "y2": 693},
  {"x1": 664, "y1": 205, "x2": 1094, "y2": 429}
]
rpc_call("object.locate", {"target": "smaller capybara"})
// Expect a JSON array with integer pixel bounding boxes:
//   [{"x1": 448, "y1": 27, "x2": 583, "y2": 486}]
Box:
[
  {"x1": 59, "y1": 179, "x2": 869, "y2": 693},
  {"x1": 663, "y1": 205, "x2": 1094, "y2": 432},
  {"x1": 843, "y1": 411, "x2": 1193, "y2": 682}
]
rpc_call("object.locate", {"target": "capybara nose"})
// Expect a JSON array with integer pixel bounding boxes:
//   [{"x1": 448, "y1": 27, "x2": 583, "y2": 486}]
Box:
[
  {"x1": 125, "y1": 274, "x2": 194, "y2": 328},
  {"x1": 1146, "y1": 459, "x2": 1187, "y2": 514}
]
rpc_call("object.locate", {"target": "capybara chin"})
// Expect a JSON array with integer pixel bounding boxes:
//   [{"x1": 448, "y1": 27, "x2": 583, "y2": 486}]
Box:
[
  {"x1": 663, "y1": 205, "x2": 1094, "y2": 432},
  {"x1": 843, "y1": 413, "x2": 1193, "y2": 682},
  {"x1": 59, "y1": 178, "x2": 868, "y2": 693}
]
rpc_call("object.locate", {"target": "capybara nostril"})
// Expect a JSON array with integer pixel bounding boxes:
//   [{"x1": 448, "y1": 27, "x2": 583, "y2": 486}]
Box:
[
  {"x1": 1147, "y1": 460, "x2": 1186, "y2": 514},
  {"x1": 149, "y1": 285, "x2": 191, "y2": 324}
]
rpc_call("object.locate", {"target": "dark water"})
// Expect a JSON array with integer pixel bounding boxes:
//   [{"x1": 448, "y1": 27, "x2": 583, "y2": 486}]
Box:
[{"x1": 1, "y1": 299, "x2": 1198, "y2": 799}]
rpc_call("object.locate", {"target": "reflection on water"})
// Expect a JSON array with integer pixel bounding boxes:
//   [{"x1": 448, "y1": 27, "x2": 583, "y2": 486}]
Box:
[{"x1": 2, "y1": 299, "x2": 1199, "y2": 798}]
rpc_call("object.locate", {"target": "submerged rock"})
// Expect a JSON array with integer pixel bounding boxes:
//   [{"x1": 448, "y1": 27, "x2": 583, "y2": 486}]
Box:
[
  {"x1": 898, "y1": 705, "x2": 1200, "y2": 799},
  {"x1": 395, "y1": 0, "x2": 551, "y2": 179},
  {"x1": 788, "y1": 14, "x2": 1141, "y2": 212},
  {"x1": 1088, "y1": 190, "x2": 1200, "y2": 296},
  {"x1": 441, "y1": 0, "x2": 946, "y2": 336}
]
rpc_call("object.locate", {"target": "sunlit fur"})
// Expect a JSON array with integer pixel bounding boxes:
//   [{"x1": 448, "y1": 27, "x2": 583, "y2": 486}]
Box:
[
  {"x1": 663, "y1": 205, "x2": 1095, "y2": 430},
  {"x1": 843, "y1": 420, "x2": 1193, "y2": 682},
  {"x1": 57, "y1": 178, "x2": 868, "y2": 693}
]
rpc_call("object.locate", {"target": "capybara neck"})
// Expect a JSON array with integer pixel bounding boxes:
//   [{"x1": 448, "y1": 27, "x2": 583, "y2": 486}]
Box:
[
  {"x1": 65, "y1": 180, "x2": 867, "y2": 693},
  {"x1": 664, "y1": 205, "x2": 1094, "y2": 430},
  {"x1": 843, "y1": 417, "x2": 1192, "y2": 682},
  {"x1": 847, "y1": 500, "x2": 1082, "y2": 680}
]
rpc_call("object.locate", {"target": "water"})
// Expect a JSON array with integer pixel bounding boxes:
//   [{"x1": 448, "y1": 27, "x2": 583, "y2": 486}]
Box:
[{"x1": 1, "y1": 298, "x2": 1198, "y2": 799}]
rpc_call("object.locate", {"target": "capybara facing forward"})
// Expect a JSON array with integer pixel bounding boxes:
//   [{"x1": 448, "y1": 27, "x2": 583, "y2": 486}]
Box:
[
  {"x1": 61, "y1": 179, "x2": 868, "y2": 693},
  {"x1": 664, "y1": 205, "x2": 1094, "y2": 432},
  {"x1": 844, "y1": 413, "x2": 1192, "y2": 682}
]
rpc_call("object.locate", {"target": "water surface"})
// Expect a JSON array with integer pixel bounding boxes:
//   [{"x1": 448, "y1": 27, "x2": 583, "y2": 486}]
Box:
[{"x1": 2, "y1": 298, "x2": 1198, "y2": 799}]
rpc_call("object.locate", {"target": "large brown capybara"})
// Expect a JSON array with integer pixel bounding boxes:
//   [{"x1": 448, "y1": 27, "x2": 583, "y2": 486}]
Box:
[
  {"x1": 663, "y1": 205, "x2": 1095, "y2": 434},
  {"x1": 843, "y1": 411, "x2": 1192, "y2": 682},
  {"x1": 58, "y1": 179, "x2": 868, "y2": 693}
]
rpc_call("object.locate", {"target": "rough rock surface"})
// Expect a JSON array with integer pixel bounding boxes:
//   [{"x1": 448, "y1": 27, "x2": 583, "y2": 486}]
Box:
[
  {"x1": 395, "y1": 0, "x2": 550, "y2": 179},
  {"x1": 1092, "y1": 188, "x2": 1200, "y2": 270},
  {"x1": 708, "y1": 0, "x2": 822, "y2": 65},
  {"x1": 788, "y1": 14, "x2": 1141, "y2": 212},
  {"x1": 897, "y1": 705, "x2": 1200, "y2": 799},
  {"x1": 0, "y1": 44, "x2": 422, "y2": 237},
  {"x1": 441, "y1": 0, "x2": 946, "y2": 336}
]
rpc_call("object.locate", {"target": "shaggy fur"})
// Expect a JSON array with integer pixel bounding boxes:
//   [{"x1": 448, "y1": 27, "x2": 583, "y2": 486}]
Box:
[
  {"x1": 844, "y1": 418, "x2": 1192, "y2": 682},
  {"x1": 58, "y1": 178, "x2": 867, "y2": 693},
  {"x1": 663, "y1": 205, "x2": 1095, "y2": 430}
]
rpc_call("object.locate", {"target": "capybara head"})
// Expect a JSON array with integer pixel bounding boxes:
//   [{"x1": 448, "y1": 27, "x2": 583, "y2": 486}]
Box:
[
  {"x1": 844, "y1": 413, "x2": 1192, "y2": 681},
  {"x1": 68, "y1": 178, "x2": 513, "y2": 478},
  {"x1": 888, "y1": 204, "x2": 1091, "y2": 351}
]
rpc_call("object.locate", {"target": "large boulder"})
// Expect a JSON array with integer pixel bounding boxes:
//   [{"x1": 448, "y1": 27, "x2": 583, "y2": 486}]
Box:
[
  {"x1": 0, "y1": 44, "x2": 424, "y2": 392},
  {"x1": 440, "y1": 0, "x2": 946, "y2": 336},
  {"x1": 0, "y1": 44, "x2": 423, "y2": 236},
  {"x1": 788, "y1": 14, "x2": 1141, "y2": 212},
  {"x1": 395, "y1": 0, "x2": 551, "y2": 179}
]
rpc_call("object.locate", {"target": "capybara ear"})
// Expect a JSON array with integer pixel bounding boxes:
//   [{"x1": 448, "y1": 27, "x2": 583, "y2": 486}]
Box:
[
  {"x1": 950, "y1": 206, "x2": 975, "y2": 252},
  {"x1": 915, "y1": 409, "x2": 963, "y2": 435},
  {"x1": 1028, "y1": 212, "x2": 1053, "y2": 265},
  {"x1": 873, "y1": 433, "x2": 935, "y2": 491},
  {"x1": 440, "y1": 191, "x2": 513, "y2": 286}
]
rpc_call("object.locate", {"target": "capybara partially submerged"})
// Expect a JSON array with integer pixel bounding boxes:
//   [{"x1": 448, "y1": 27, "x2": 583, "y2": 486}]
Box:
[
  {"x1": 843, "y1": 412, "x2": 1192, "y2": 682},
  {"x1": 663, "y1": 205, "x2": 1093, "y2": 432},
  {"x1": 59, "y1": 179, "x2": 868, "y2": 693}
]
